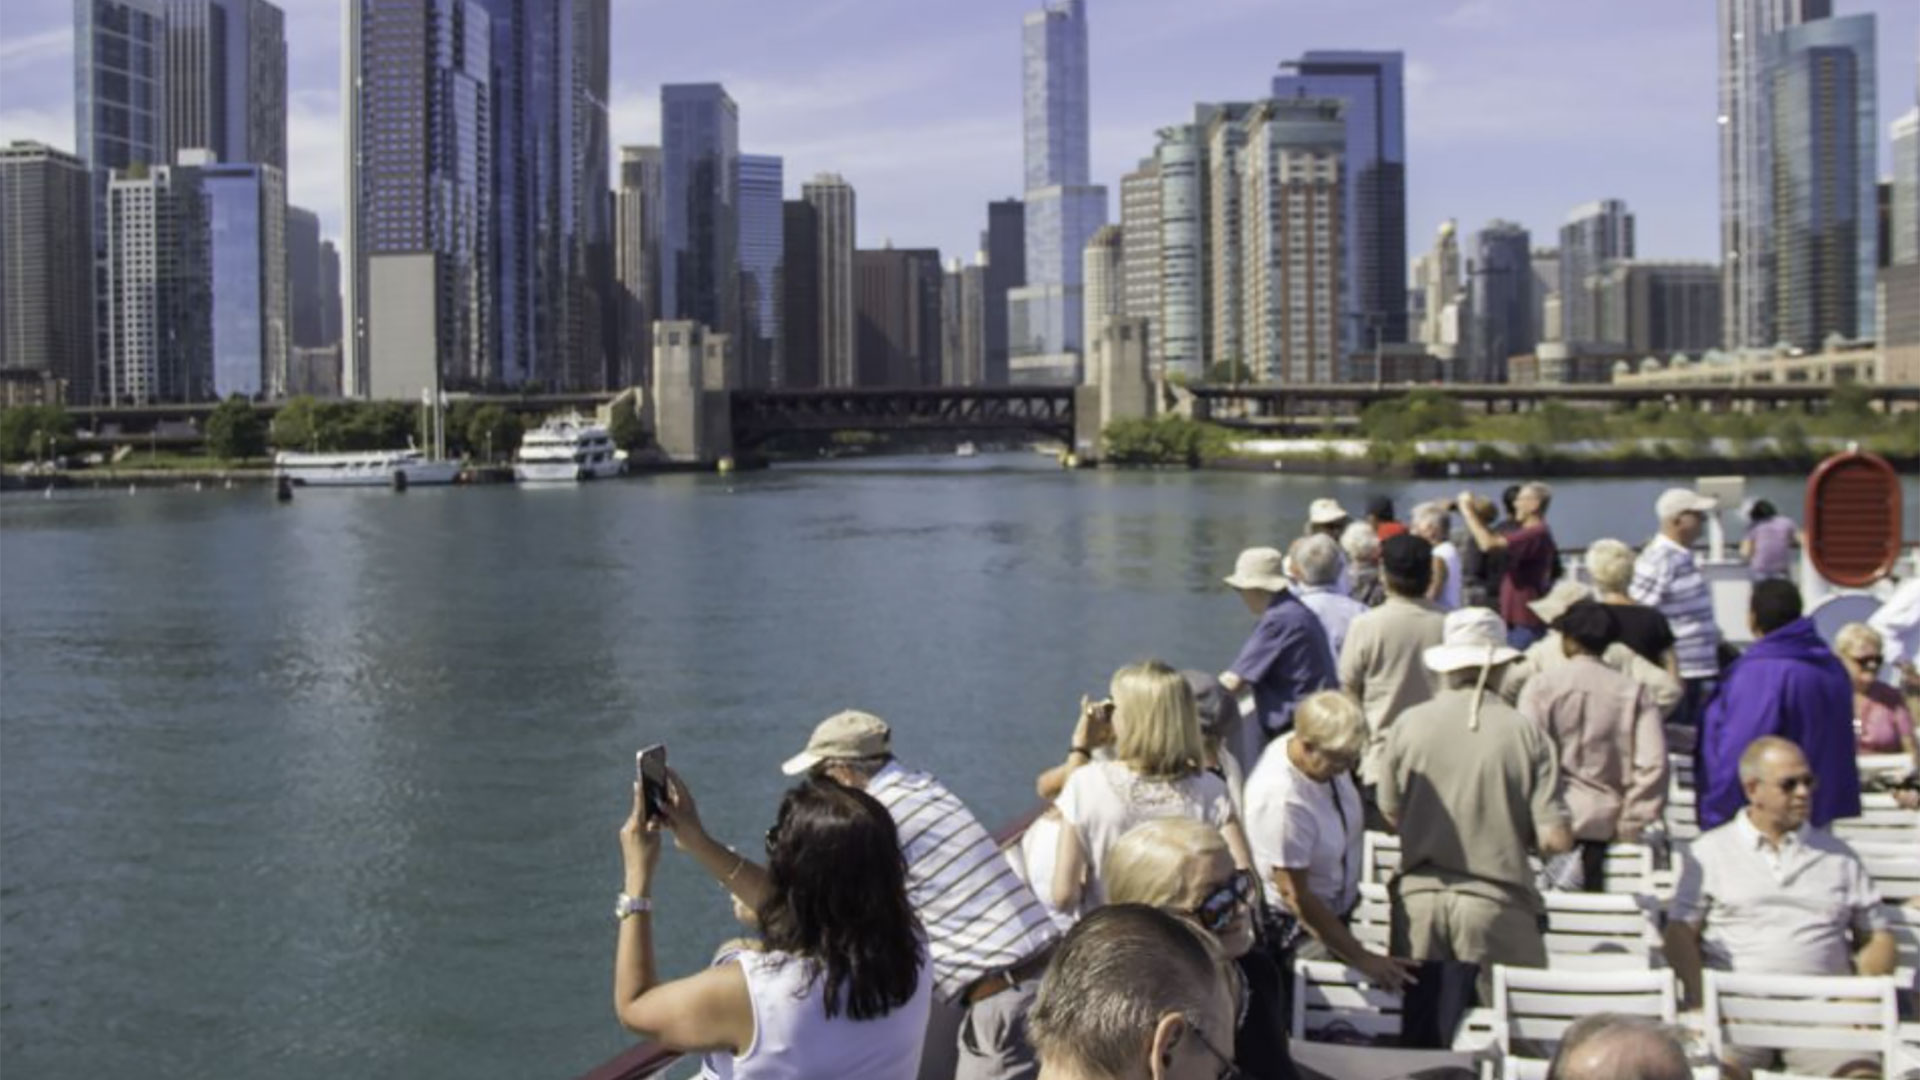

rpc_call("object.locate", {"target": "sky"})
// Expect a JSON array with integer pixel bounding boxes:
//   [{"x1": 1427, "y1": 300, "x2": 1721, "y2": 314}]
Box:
[{"x1": 2, "y1": 0, "x2": 1914, "y2": 267}]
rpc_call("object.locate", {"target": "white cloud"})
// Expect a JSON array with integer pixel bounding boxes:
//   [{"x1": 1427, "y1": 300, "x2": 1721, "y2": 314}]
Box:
[
  {"x1": 0, "y1": 27, "x2": 68, "y2": 68},
  {"x1": 0, "y1": 102, "x2": 75, "y2": 155},
  {"x1": 1438, "y1": 0, "x2": 1500, "y2": 28},
  {"x1": 287, "y1": 89, "x2": 345, "y2": 240}
]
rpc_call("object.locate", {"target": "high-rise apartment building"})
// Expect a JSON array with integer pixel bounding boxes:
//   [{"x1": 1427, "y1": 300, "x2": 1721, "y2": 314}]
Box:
[
  {"x1": 1240, "y1": 98, "x2": 1345, "y2": 384},
  {"x1": 1589, "y1": 261, "x2": 1723, "y2": 355},
  {"x1": 286, "y1": 204, "x2": 325, "y2": 347},
  {"x1": 1416, "y1": 219, "x2": 1461, "y2": 357},
  {"x1": 0, "y1": 143, "x2": 96, "y2": 404},
  {"x1": 1465, "y1": 221, "x2": 1533, "y2": 383},
  {"x1": 1010, "y1": 0, "x2": 1107, "y2": 381},
  {"x1": 854, "y1": 247, "x2": 943, "y2": 388},
  {"x1": 1718, "y1": 0, "x2": 1831, "y2": 349},
  {"x1": 1272, "y1": 50, "x2": 1407, "y2": 351},
  {"x1": 661, "y1": 84, "x2": 740, "y2": 358},
  {"x1": 1530, "y1": 247, "x2": 1561, "y2": 345},
  {"x1": 344, "y1": 0, "x2": 492, "y2": 397},
  {"x1": 201, "y1": 161, "x2": 286, "y2": 397},
  {"x1": 738, "y1": 153, "x2": 784, "y2": 389},
  {"x1": 318, "y1": 239, "x2": 341, "y2": 348},
  {"x1": 942, "y1": 257, "x2": 987, "y2": 387},
  {"x1": 982, "y1": 198, "x2": 1024, "y2": 385},
  {"x1": 1205, "y1": 104, "x2": 1252, "y2": 376},
  {"x1": 1081, "y1": 224, "x2": 1124, "y2": 378},
  {"x1": 1118, "y1": 160, "x2": 1162, "y2": 371},
  {"x1": 104, "y1": 162, "x2": 209, "y2": 404},
  {"x1": 1769, "y1": 13, "x2": 1876, "y2": 349},
  {"x1": 802, "y1": 173, "x2": 855, "y2": 387},
  {"x1": 164, "y1": 0, "x2": 287, "y2": 171},
  {"x1": 779, "y1": 200, "x2": 820, "y2": 389},
  {"x1": 1156, "y1": 124, "x2": 1205, "y2": 378},
  {"x1": 1559, "y1": 200, "x2": 1634, "y2": 345},
  {"x1": 616, "y1": 146, "x2": 664, "y2": 387},
  {"x1": 1894, "y1": 106, "x2": 1919, "y2": 268}
]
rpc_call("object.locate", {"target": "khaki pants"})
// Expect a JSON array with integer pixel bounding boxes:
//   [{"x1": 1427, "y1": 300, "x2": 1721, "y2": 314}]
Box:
[{"x1": 1390, "y1": 886, "x2": 1546, "y2": 1003}]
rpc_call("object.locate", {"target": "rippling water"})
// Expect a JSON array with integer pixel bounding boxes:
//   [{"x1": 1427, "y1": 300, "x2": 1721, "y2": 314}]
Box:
[{"x1": 0, "y1": 459, "x2": 1884, "y2": 1078}]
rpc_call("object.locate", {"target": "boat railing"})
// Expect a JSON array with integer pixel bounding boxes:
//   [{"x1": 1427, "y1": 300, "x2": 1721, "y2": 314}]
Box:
[{"x1": 573, "y1": 801, "x2": 1050, "y2": 1080}]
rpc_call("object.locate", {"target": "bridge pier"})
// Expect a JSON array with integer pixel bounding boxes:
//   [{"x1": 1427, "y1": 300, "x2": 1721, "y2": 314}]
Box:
[
  {"x1": 1074, "y1": 318, "x2": 1154, "y2": 462},
  {"x1": 651, "y1": 321, "x2": 735, "y2": 466}
]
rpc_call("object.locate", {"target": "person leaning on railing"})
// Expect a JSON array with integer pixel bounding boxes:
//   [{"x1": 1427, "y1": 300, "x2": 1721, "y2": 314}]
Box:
[{"x1": 612, "y1": 770, "x2": 932, "y2": 1079}]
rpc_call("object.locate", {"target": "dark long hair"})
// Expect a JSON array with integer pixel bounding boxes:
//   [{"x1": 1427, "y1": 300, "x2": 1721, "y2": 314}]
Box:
[{"x1": 760, "y1": 777, "x2": 922, "y2": 1020}]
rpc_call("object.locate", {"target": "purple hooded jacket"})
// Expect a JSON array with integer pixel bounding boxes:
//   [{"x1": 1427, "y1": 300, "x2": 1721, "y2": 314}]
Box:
[{"x1": 1698, "y1": 616, "x2": 1862, "y2": 830}]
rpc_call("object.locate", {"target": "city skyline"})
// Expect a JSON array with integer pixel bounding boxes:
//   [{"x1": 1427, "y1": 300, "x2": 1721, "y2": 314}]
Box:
[{"x1": 5, "y1": 0, "x2": 1914, "y2": 268}]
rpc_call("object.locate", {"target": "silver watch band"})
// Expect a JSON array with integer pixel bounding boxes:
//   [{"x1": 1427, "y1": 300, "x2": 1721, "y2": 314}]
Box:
[{"x1": 615, "y1": 892, "x2": 652, "y2": 918}]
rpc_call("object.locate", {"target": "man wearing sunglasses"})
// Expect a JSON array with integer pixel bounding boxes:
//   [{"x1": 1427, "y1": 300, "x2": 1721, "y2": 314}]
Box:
[{"x1": 1665, "y1": 736, "x2": 1895, "y2": 1077}]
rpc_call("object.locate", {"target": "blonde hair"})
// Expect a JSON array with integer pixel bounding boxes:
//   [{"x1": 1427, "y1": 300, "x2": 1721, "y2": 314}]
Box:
[
  {"x1": 1833, "y1": 622, "x2": 1882, "y2": 660},
  {"x1": 1585, "y1": 539, "x2": 1637, "y2": 594},
  {"x1": 1294, "y1": 690, "x2": 1367, "y2": 757},
  {"x1": 1111, "y1": 659, "x2": 1206, "y2": 779},
  {"x1": 1104, "y1": 818, "x2": 1227, "y2": 909}
]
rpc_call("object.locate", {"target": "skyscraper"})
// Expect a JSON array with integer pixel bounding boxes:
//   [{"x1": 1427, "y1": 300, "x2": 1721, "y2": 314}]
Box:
[
  {"x1": 1009, "y1": 0, "x2": 1107, "y2": 382},
  {"x1": 1719, "y1": 0, "x2": 1831, "y2": 350},
  {"x1": 779, "y1": 199, "x2": 821, "y2": 388},
  {"x1": 201, "y1": 161, "x2": 287, "y2": 397},
  {"x1": 982, "y1": 198, "x2": 1024, "y2": 384},
  {"x1": 738, "y1": 153, "x2": 784, "y2": 389},
  {"x1": 1240, "y1": 97, "x2": 1345, "y2": 384},
  {"x1": 286, "y1": 204, "x2": 324, "y2": 347},
  {"x1": 1272, "y1": 50, "x2": 1407, "y2": 351},
  {"x1": 1205, "y1": 104, "x2": 1252, "y2": 376},
  {"x1": 1155, "y1": 124, "x2": 1204, "y2": 378},
  {"x1": 1894, "y1": 106, "x2": 1918, "y2": 268},
  {"x1": 344, "y1": 0, "x2": 492, "y2": 397},
  {"x1": 802, "y1": 173, "x2": 855, "y2": 387},
  {"x1": 105, "y1": 161, "x2": 210, "y2": 404},
  {"x1": 1530, "y1": 246, "x2": 1561, "y2": 345},
  {"x1": 1081, "y1": 224, "x2": 1123, "y2": 376},
  {"x1": 942, "y1": 257, "x2": 987, "y2": 387},
  {"x1": 164, "y1": 0, "x2": 287, "y2": 171},
  {"x1": 1590, "y1": 261, "x2": 1723, "y2": 355},
  {"x1": 616, "y1": 146, "x2": 664, "y2": 386},
  {"x1": 1118, "y1": 160, "x2": 1162, "y2": 371},
  {"x1": 854, "y1": 247, "x2": 943, "y2": 388},
  {"x1": 318, "y1": 238, "x2": 341, "y2": 347},
  {"x1": 1465, "y1": 220, "x2": 1533, "y2": 383},
  {"x1": 1417, "y1": 220, "x2": 1462, "y2": 358},
  {"x1": 1769, "y1": 13, "x2": 1876, "y2": 349},
  {"x1": 0, "y1": 142, "x2": 96, "y2": 404},
  {"x1": 1558, "y1": 200, "x2": 1634, "y2": 346},
  {"x1": 661, "y1": 84, "x2": 739, "y2": 351}
]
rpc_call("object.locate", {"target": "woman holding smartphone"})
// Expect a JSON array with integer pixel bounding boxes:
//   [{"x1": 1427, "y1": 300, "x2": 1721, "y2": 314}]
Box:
[{"x1": 612, "y1": 770, "x2": 932, "y2": 1079}]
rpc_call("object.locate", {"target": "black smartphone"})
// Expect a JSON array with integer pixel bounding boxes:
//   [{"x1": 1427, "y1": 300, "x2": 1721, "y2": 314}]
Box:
[{"x1": 636, "y1": 744, "x2": 668, "y2": 820}]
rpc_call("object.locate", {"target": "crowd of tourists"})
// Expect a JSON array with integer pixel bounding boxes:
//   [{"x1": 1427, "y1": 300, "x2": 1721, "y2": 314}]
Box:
[{"x1": 604, "y1": 488, "x2": 1920, "y2": 1080}]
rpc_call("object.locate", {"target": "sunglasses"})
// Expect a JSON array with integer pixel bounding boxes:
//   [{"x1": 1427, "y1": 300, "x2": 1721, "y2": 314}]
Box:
[
  {"x1": 1192, "y1": 869, "x2": 1254, "y2": 933},
  {"x1": 1850, "y1": 654, "x2": 1884, "y2": 668},
  {"x1": 1187, "y1": 1020, "x2": 1244, "y2": 1080},
  {"x1": 1771, "y1": 774, "x2": 1818, "y2": 794}
]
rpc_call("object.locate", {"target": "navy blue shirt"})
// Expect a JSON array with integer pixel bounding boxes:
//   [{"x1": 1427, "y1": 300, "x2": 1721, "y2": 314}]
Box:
[{"x1": 1230, "y1": 590, "x2": 1338, "y2": 739}]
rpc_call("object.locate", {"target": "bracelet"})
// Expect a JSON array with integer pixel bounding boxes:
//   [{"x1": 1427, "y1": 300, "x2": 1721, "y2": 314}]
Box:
[
  {"x1": 1069, "y1": 745, "x2": 1092, "y2": 758},
  {"x1": 723, "y1": 852, "x2": 746, "y2": 884}
]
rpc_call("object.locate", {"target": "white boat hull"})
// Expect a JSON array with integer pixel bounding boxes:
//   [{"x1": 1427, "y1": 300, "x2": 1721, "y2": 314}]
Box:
[
  {"x1": 275, "y1": 454, "x2": 463, "y2": 487},
  {"x1": 514, "y1": 459, "x2": 624, "y2": 483}
]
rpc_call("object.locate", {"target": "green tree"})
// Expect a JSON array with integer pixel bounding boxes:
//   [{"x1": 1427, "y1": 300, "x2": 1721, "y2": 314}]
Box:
[
  {"x1": 467, "y1": 405, "x2": 522, "y2": 462},
  {"x1": 0, "y1": 405, "x2": 76, "y2": 462},
  {"x1": 271, "y1": 396, "x2": 321, "y2": 450},
  {"x1": 204, "y1": 395, "x2": 268, "y2": 461},
  {"x1": 1204, "y1": 359, "x2": 1253, "y2": 384},
  {"x1": 606, "y1": 397, "x2": 647, "y2": 451},
  {"x1": 1100, "y1": 416, "x2": 1232, "y2": 466}
]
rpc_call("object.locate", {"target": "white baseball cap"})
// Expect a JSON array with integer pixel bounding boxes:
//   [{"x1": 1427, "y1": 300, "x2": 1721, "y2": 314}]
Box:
[{"x1": 1655, "y1": 488, "x2": 1718, "y2": 523}]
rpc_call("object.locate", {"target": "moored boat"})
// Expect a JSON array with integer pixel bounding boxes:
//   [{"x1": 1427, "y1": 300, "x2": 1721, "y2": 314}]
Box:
[
  {"x1": 273, "y1": 449, "x2": 463, "y2": 487},
  {"x1": 514, "y1": 414, "x2": 626, "y2": 483}
]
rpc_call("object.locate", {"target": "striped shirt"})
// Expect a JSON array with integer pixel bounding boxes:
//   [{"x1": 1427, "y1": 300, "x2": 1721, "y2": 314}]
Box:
[
  {"x1": 866, "y1": 763, "x2": 1059, "y2": 1005},
  {"x1": 1629, "y1": 534, "x2": 1720, "y2": 678}
]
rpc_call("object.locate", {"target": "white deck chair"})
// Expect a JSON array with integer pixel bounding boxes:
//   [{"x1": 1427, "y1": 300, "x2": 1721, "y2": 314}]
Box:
[
  {"x1": 1541, "y1": 890, "x2": 1663, "y2": 971},
  {"x1": 1852, "y1": 840, "x2": 1920, "y2": 903},
  {"x1": 1491, "y1": 966, "x2": 1677, "y2": 1074},
  {"x1": 1830, "y1": 792, "x2": 1920, "y2": 845},
  {"x1": 1857, "y1": 753, "x2": 1914, "y2": 785},
  {"x1": 1362, "y1": 830, "x2": 1400, "y2": 885},
  {"x1": 1290, "y1": 959, "x2": 1403, "y2": 1044},
  {"x1": 1884, "y1": 903, "x2": 1920, "y2": 995},
  {"x1": 1600, "y1": 842, "x2": 1655, "y2": 895},
  {"x1": 1349, "y1": 881, "x2": 1392, "y2": 953},
  {"x1": 1702, "y1": 971, "x2": 1900, "y2": 1069}
]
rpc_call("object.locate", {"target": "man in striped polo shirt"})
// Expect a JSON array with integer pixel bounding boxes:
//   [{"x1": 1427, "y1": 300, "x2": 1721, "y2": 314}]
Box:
[
  {"x1": 783, "y1": 711, "x2": 1059, "y2": 1080},
  {"x1": 1630, "y1": 488, "x2": 1723, "y2": 727}
]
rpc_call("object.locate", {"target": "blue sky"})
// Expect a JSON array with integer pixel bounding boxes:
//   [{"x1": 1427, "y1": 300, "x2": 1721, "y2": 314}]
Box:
[{"x1": 2, "y1": 0, "x2": 1914, "y2": 264}]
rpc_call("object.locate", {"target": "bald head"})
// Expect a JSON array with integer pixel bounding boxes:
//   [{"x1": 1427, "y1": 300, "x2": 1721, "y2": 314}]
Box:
[
  {"x1": 1548, "y1": 1014, "x2": 1691, "y2": 1080},
  {"x1": 1737, "y1": 735, "x2": 1806, "y2": 785}
]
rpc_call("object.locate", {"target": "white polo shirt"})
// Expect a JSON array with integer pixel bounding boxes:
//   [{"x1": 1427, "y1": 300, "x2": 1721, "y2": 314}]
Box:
[
  {"x1": 1243, "y1": 734, "x2": 1363, "y2": 917},
  {"x1": 1668, "y1": 811, "x2": 1888, "y2": 976}
]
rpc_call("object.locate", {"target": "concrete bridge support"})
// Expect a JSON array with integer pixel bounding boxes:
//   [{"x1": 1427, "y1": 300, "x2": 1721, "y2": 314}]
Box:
[
  {"x1": 651, "y1": 321, "x2": 735, "y2": 465},
  {"x1": 1074, "y1": 318, "x2": 1154, "y2": 461}
]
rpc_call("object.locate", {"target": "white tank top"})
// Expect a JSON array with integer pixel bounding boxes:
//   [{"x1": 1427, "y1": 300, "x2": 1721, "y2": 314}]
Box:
[{"x1": 707, "y1": 945, "x2": 932, "y2": 1080}]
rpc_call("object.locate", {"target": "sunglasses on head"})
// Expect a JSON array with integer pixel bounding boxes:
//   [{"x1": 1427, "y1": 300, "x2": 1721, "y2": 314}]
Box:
[{"x1": 1192, "y1": 869, "x2": 1254, "y2": 933}]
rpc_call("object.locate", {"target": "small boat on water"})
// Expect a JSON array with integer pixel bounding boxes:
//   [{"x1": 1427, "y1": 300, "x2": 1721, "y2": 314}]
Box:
[
  {"x1": 955, "y1": 441, "x2": 978, "y2": 458},
  {"x1": 273, "y1": 449, "x2": 463, "y2": 487},
  {"x1": 514, "y1": 414, "x2": 626, "y2": 483}
]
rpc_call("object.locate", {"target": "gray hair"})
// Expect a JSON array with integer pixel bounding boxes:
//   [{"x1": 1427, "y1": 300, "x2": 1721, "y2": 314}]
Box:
[
  {"x1": 1291, "y1": 534, "x2": 1343, "y2": 587},
  {"x1": 1295, "y1": 690, "x2": 1367, "y2": 757},
  {"x1": 1029, "y1": 904, "x2": 1226, "y2": 1079},
  {"x1": 1410, "y1": 500, "x2": 1450, "y2": 538},
  {"x1": 1548, "y1": 1013, "x2": 1691, "y2": 1080},
  {"x1": 1340, "y1": 520, "x2": 1381, "y2": 563},
  {"x1": 1737, "y1": 735, "x2": 1803, "y2": 785},
  {"x1": 1585, "y1": 539, "x2": 1636, "y2": 594}
]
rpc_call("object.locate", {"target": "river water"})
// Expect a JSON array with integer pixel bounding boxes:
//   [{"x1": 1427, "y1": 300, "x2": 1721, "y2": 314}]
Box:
[{"x1": 0, "y1": 458, "x2": 1897, "y2": 1078}]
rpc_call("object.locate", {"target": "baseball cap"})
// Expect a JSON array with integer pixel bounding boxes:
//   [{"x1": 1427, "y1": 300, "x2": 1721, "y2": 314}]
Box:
[
  {"x1": 780, "y1": 710, "x2": 892, "y2": 775},
  {"x1": 1655, "y1": 488, "x2": 1717, "y2": 523}
]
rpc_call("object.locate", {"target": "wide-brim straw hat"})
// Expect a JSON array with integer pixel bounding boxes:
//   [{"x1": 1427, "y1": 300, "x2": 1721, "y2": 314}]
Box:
[
  {"x1": 1223, "y1": 547, "x2": 1291, "y2": 592},
  {"x1": 1424, "y1": 607, "x2": 1523, "y2": 673}
]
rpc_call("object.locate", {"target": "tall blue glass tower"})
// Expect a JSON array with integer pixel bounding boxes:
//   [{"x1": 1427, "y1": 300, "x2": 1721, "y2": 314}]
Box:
[
  {"x1": 661, "y1": 84, "x2": 739, "y2": 350},
  {"x1": 738, "y1": 153, "x2": 783, "y2": 388},
  {"x1": 1273, "y1": 50, "x2": 1407, "y2": 351},
  {"x1": 1009, "y1": 0, "x2": 1106, "y2": 382}
]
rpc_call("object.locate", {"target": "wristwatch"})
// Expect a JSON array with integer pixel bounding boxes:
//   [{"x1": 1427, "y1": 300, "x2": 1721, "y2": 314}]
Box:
[{"x1": 615, "y1": 892, "x2": 652, "y2": 919}]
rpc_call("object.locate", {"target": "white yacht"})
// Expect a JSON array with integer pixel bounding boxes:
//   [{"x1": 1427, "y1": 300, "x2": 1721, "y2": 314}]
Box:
[
  {"x1": 514, "y1": 414, "x2": 626, "y2": 483},
  {"x1": 273, "y1": 449, "x2": 463, "y2": 487}
]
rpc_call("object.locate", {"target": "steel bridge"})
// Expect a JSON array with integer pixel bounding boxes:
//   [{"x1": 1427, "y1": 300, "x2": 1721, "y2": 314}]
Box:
[
  {"x1": 1190, "y1": 381, "x2": 1920, "y2": 427},
  {"x1": 728, "y1": 387, "x2": 1076, "y2": 447}
]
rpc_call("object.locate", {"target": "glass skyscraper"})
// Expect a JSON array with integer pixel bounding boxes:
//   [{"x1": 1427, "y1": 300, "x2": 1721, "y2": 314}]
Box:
[
  {"x1": 1466, "y1": 221, "x2": 1533, "y2": 384},
  {"x1": 738, "y1": 154, "x2": 783, "y2": 389},
  {"x1": 1768, "y1": 13, "x2": 1876, "y2": 349},
  {"x1": 1558, "y1": 199, "x2": 1634, "y2": 346},
  {"x1": 344, "y1": 0, "x2": 492, "y2": 396},
  {"x1": 1718, "y1": 0, "x2": 1831, "y2": 349},
  {"x1": 201, "y1": 162, "x2": 287, "y2": 398},
  {"x1": 163, "y1": 0, "x2": 287, "y2": 171},
  {"x1": 1010, "y1": 0, "x2": 1106, "y2": 381},
  {"x1": 1272, "y1": 51, "x2": 1407, "y2": 352},
  {"x1": 661, "y1": 84, "x2": 740, "y2": 352}
]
